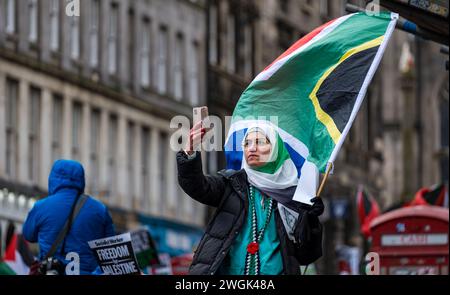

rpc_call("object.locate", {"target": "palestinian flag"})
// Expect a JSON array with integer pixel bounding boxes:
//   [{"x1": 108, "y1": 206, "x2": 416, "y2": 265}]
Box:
[
  {"x1": 225, "y1": 12, "x2": 398, "y2": 204},
  {"x1": 356, "y1": 186, "x2": 380, "y2": 238},
  {"x1": 3, "y1": 222, "x2": 34, "y2": 275},
  {"x1": 410, "y1": 184, "x2": 448, "y2": 207},
  {"x1": 0, "y1": 260, "x2": 16, "y2": 275},
  {"x1": 0, "y1": 224, "x2": 16, "y2": 275}
]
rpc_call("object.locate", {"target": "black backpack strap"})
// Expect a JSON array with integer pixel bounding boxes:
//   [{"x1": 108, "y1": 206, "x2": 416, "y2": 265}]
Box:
[
  {"x1": 44, "y1": 194, "x2": 88, "y2": 260},
  {"x1": 60, "y1": 194, "x2": 88, "y2": 256}
]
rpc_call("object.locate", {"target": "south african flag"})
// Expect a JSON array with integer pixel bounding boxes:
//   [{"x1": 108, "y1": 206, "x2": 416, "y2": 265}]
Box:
[{"x1": 225, "y1": 12, "x2": 398, "y2": 204}]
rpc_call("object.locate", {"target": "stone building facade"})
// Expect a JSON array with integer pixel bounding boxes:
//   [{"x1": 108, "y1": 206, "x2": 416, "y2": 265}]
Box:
[{"x1": 0, "y1": 0, "x2": 207, "y2": 246}]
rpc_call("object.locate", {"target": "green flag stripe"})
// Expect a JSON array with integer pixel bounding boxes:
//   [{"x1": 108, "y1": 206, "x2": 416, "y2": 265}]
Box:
[{"x1": 232, "y1": 13, "x2": 391, "y2": 170}]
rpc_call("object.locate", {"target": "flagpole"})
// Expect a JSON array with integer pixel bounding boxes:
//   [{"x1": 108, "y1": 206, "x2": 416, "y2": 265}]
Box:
[{"x1": 316, "y1": 163, "x2": 333, "y2": 197}]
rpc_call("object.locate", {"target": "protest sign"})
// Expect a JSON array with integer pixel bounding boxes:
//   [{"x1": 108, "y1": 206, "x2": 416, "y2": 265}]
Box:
[
  {"x1": 149, "y1": 253, "x2": 173, "y2": 275},
  {"x1": 130, "y1": 228, "x2": 160, "y2": 269},
  {"x1": 88, "y1": 233, "x2": 140, "y2": 275}
]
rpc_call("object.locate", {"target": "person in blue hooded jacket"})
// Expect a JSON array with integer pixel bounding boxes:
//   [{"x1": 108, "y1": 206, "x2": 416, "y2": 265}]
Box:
[{"x1": 23, "y1": 159, "x2": 115, "y2": 274}]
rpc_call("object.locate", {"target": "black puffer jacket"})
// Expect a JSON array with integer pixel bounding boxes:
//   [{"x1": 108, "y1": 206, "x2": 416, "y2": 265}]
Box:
[{"x1": 177, "y1": 151, "x2": 323, "y2": 275}]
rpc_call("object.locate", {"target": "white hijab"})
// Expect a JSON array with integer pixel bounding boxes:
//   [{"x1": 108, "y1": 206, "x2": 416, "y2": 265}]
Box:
[{"x1": 241, "y1": 123, "x2": 298, "y2": 190}]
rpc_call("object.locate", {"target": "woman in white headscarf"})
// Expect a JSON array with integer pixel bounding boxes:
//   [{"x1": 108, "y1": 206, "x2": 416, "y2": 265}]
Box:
[{"x1": 177, "y1": 121, "x2": 324, "y2": 275}]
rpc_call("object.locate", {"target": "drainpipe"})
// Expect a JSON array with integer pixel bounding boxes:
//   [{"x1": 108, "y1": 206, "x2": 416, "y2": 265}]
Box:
[{"x1": 414, "y1": 36, "x2": 423, "y2": 187}]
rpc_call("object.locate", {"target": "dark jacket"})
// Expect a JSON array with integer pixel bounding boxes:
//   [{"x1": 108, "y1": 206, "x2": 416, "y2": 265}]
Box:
[
  {"x1": 23, "y1": 160, "x2": 115, "y2": 274},
  {"x1": 177, "y1": 151, "x2": 322, "y2": 275}
]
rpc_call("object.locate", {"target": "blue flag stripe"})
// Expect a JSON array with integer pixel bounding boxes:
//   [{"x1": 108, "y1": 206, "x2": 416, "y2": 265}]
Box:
[{"x1": 225, "y1": 129, "x2": 306, "y2": 177}]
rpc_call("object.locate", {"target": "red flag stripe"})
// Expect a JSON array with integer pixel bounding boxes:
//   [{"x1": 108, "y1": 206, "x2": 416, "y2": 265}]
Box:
[
  {"x1": 411, "y1": 188, "x2": 431, "y2": 206},
  {"x1": 3, "y1": 233, "x2": 17, "y2": 261},
  {"x1": 357, "y1": 188, "x2": 380, "y2": 238},
  {"x1": 263, "y1": 18, "x2": 338, "y2": 72}
]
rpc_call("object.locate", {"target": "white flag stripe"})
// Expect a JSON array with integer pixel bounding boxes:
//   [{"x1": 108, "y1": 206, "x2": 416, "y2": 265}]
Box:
[{"x1": 253, "y1": 13, "x2": 355, "y2": 82}]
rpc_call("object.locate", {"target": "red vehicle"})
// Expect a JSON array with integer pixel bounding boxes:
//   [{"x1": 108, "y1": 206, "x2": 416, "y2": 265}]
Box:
[{"x1": 369, "y1": 205, "x2": 448, "y2": 275}]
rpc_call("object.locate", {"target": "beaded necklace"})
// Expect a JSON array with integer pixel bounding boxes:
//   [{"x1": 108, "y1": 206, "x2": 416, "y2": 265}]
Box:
[{"x1": 244, "y1": 184, "x2": 274, "y2": 275}]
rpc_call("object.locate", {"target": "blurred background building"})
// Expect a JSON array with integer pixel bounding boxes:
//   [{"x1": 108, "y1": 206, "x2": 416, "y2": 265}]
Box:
[
  {"x1": 0, "y1": 0, "x2": 448, "y2": 274},
  {"x1": 0, "y1": 0, "x2": 207, "y2": 259}
]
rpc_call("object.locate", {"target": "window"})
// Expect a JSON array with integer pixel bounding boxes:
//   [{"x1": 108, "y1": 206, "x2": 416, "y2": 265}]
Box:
[
  {"x1": 128, "y1": 9, "x2": 136, "y2": 87},
  {"x1": 29, "y1": 87, "x2": 41, "y2": 184},
  {"x1": 90, "y1": 109, "x2": 101, "y2": 195},
  {"x1": 341, "y1": 0, "x2": 348, "y2": 16},
  {"x1": 243, "y1": 23, "x2": 253, "y2": 79},
  {"x1": 174, "y1": 33, "x2": 185, "y2": 101},
  {"x1": 108, "y1": 3, "x2": 119, "y2": 75},
  {"x1": 127, "y1": 122, "x2": 135, "y2": 205},
  {"x1": 141, "y1": 127, "x2": 150, "y2": 211},
  {"x1": 366, "y1": 88, "x2": 374, "y2": 151},
  {"x1": 107, "y1": 114, "x2": 118, "y2": 198},
  {"x1": 302, "y1": 0, "x2": 314, "y2": 14},
  {"x1": 320, "y1": 0, "x2": 330, "y2": 18},
  {"x1": 49, "y1": 0, "x2": 59, "y2": 51},
  {"x1": 140, "y1": 18, "x2": 151, "y2": 88},
  {"x1": 439, "y1": 86, "x2": 449, "y2": 183},
  {"x1": 52, "y1": 94, "x2": 63, "y2": 163},
  {"x1": 208, "y1": 3, "x2": 218, "y2": 64},
  {"x1": 189, "y1": 41, "x2": 200, "y2": 106},
  {"x1": 158, "y1": 132, "x2": 168, "y2": 214},
  {"x1": 175, "y1": 162, "x2": 185, "y2": 218},
  {"x1": 280, "y1": 0, "x2": 289, "y2": 14},
  {"x1": 360, "y1": 93, "x2": 370, "y2": 152},
  {"x1": 227, "y1": 13, "x2": 236, "y2": 73},
  {"x1": 157, "y1": 27, "x2": 168, "y2": 94},
  {"x1": 277, "y1": 21, "x2": 295, "y2": 51},
  {"x1": 89, "y1": 0, "x2": 100, "y2": 67},
  {"x1": 5, "y1": 78, "x2": 19, "y2": 178},
  {"x1": 71, "y1": 102, "x2": 82, "y2": 161},
  {"x1": 69, "y1": 13, "x2": 80, "y2": 59},
  {"x1": 28, "y1": 0, "x2": 38, "y2": 43},
  {"x1": 6, "y1": 0, "x2": 16, "y2": 34}
]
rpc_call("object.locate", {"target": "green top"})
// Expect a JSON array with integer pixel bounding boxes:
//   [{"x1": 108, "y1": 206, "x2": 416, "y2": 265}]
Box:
[
  {"x1": 0, "y1": 261, "x2": 16, "y2": 275},
  {"x1": 218, "y1": 188, "x2": 283, "y2": 275}
]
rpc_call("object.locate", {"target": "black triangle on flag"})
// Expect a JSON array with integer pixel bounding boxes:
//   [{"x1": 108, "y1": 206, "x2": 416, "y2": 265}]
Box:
[{"x1": 423, "y1": 184, "x2": 447, "y2": 206}]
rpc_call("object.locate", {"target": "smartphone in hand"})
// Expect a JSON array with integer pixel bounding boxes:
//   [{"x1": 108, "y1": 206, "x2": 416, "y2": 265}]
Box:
[
  {"x1": 193, "y1": 106, "x2": 213, "y2": 131},
  {"x1": 191, "y1": 106, "x2": 213, "y2": 152}
]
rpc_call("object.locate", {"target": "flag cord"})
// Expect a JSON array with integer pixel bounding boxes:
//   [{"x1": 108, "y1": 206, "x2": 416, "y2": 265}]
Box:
[{"x1": 316, "y1": 163, "x2": 333, "y2": 197}]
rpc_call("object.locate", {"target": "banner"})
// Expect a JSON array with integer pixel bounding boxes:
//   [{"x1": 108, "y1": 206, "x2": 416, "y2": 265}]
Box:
[{"x1": 88, "y1": 233, "x2": 140, "y2": 275}]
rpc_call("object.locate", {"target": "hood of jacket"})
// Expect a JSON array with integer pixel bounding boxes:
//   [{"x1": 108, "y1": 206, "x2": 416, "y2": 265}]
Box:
[{"x1": 48, "y1": 160, "x2": 85, "y2": 195}]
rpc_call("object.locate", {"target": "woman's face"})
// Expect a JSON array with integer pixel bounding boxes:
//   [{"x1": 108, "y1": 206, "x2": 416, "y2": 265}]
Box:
[{"x1": 244, "y1": 131, "x2": 272, "y2": 168}]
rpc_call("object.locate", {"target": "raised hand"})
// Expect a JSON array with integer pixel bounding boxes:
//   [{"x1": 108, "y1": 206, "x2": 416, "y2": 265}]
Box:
[{"x1": 184, "y1": 120, "x2": 207, "y2": 155}]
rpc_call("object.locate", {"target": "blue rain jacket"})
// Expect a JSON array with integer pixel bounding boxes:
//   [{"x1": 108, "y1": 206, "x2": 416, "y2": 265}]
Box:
[{"x1": 23, "y1": 160, "x2": 115, "y2": 274}]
